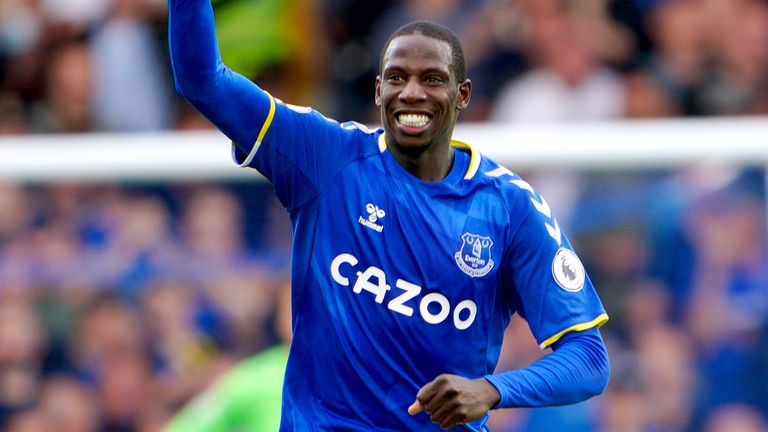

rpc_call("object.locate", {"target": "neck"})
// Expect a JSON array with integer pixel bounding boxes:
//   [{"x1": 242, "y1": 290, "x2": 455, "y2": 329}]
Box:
[{"x1": 387, "y1": 137, "x2": 455, "y2": 182}]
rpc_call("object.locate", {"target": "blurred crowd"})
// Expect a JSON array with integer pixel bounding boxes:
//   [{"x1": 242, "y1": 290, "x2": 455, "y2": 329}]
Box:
[
  {"x1": 0, "y1": 171, "x2": 766, "y2": 432},
  {"x1": 2, "y1": 0, "x2": 768, "y2": 135},
  {"x1": 0, "y1": 182, "x2": 293, "y2": 431},
  {"x1": 1, "y1": 0, "x2": 768, "y2": 431}
]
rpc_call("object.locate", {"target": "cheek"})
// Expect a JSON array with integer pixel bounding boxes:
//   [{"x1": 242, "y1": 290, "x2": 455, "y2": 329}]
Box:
[{"x1": 379, "y1": 91, "x2": 396, "y2": 108}]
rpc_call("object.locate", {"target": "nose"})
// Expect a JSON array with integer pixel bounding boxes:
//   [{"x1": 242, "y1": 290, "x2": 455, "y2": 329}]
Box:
[{"x1": 399, "y1": 77, "x2": 426, "y2": 103}]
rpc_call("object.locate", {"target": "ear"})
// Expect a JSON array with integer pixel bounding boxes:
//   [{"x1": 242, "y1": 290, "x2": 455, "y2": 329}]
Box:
[
  {"x1": 375, "y1": 76, "x2": 382, "y2": 107},
  {"x1": 456, "y1": 79, "x2": 472, "y2": 111}
]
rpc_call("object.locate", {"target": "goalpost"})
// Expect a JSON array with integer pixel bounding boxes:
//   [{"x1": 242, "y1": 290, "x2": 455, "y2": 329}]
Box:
[
  {"x1": 1, "y1": 117, "x2": 767, "y2": 182},
  {"x1": 1, "y1": 117, "x2": 767, "y2": 228}
]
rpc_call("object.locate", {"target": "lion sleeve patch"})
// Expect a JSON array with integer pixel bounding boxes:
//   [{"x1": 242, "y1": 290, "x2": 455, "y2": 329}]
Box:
[{"x1": 551, "y1": 248, "x2": 585, "y2": 292}]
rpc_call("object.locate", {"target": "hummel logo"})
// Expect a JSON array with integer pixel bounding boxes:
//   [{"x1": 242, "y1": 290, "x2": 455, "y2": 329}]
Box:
[
  {"x1": 359, "y1": 203, "x2": 385, "y2": 232},
  {"x1": 366, "y1": 203, "x2": 385, "y2": 222}
]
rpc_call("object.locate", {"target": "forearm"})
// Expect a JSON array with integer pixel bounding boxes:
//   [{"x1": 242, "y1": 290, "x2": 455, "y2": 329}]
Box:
[
  {"x1": 167, "y1": 0, "x2": 271, "y2": 145},
  {"x1": 484, "y1": 327, "x2": 609, "y2": 408},
  {"x1": 168, "y1": 0, "x2": 221, "y2": 97}
]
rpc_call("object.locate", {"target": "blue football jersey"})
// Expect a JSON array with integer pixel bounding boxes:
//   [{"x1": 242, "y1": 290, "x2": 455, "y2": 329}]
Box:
[{"x1": 233, "y1": 95, "x2": 608, "y2": 431}]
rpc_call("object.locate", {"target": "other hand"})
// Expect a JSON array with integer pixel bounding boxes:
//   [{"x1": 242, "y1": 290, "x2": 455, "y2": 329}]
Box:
[{"x1": 407, "y1": 374, "x2": 500, "y2": 429}]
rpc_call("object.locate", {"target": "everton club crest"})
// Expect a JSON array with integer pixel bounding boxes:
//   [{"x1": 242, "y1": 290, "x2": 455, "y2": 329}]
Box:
[{"x1": 454, "y1": 232, "x2": 495, "y2": 277}]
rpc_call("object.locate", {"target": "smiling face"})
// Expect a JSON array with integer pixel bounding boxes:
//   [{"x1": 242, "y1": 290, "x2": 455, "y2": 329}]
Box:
[{"x1": 375, "y1": 33, "x2": 471, "y2": 160}]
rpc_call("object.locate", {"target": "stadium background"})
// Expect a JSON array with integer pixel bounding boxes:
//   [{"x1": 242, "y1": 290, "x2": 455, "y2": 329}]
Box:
[{"x1": 1, "y1": 0, "x2": 768, "y2": 430}]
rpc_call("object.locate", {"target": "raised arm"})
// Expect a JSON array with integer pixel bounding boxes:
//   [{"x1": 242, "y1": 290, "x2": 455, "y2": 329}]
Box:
[{"x1": 168, "y1": 0, "x2": 272, "y2": 147}]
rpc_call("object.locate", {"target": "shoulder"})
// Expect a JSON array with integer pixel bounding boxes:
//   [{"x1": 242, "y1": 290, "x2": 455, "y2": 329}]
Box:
[
  {"x1": 272, "y1": 97, "x2": 383, "y2": 152},
  {"x1": 470, "y1": 152, "x2": 541, "y2": 211},
  {"x1": 338, "y1": 122, "x2": 386, "y2": 158},
  {"x1": 474, "y1": 155, "x2": 567, "y2": 248}
]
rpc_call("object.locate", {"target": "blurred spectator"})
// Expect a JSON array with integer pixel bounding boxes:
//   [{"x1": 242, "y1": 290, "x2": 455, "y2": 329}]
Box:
[
  {"x1": 97, "y1": 350, "x2": 155, "y2": 431},
  {"x1": 490, "y1": 6, "x2": 624, "y2": 122},
  {"x1": 640, "y1": 0, "x2": 708, "y2": 115},
  {"x1": 623, "y1": 71, "x2": 680, "y2": 117},
  {"x1": 142, "y1": 279, "x2": 227, "y2": 405},
  {"x1": 620, "y1": 279, "x2": 673, "y2": 341},
  {"x1": 41, "y1": 0, "x2": 109, "y2": 28},
  {"x1": 635, "y1": 325, "x2": 695, "y2": 430},
  {"x1": 90, "y1": 0, "x2": 174, "y2": 131},
  {"x1": 322, "y1": 0, "x2": 393, "y2": 120},
  {"x1": 596, "y1": 386, "x2": 649, "y2": 432},
  {"x1": 200, "y1": 271, "x2": 275, "y2": 356},
  {"x1": 457, "y1": 0, "x2": 530, "y2": 121},
  {"x1": 30, "y1": 41, "x2": 92, "y2": 132},
  {"x1": 565, "y1": 0, "x2": 636, "y2": 67},
  {"x1": 4, "y1": 408, "x2": 54, "y2": 432},
  {"x1": 682, "y1": 189, "x2": 768, "y2": 426},
  {"x1": 37, "y1": 375, "x2": 99, "y2": 432},
  {"x1": 68, "y1": 294, "x2": 146, "y2": 381},
  {"x1": 0, "y1": 298, "x2": 46, "y2": 428},
  {"x1": 0, "y1": 0, "x2": 47, "y2": 100},
  {"x1": 164, "y1": 276, "x2": 291, "y2": 432},
  {"x1": 703, "y1": 403, "x2": 768, "y2": 432},
  {"x1": 0, "y1": 93, "x2": 30, "y2": 134},
  {"x1": 0, "y1": 183, "x2": 29, "y2": 244},
  {"x1": 696, "y1": 0, "x2": 768, "y2": 115},
  {"x1": 180, "y1": 186, "x2": 245, "y2": 266}
]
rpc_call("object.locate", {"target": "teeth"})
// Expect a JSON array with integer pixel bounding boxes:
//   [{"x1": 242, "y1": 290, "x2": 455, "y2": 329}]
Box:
[{"x1": 397, "y1": 114, "x2": 430, "y2": 128}]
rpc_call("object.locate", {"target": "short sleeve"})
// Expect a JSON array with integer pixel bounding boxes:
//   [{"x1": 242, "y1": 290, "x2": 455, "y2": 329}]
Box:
[{"x1": 504, "y1": 188, "x2": 608, "y2": 349}]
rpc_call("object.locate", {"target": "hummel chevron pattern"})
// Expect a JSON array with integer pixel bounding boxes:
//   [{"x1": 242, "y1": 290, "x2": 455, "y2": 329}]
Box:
[{"x1": 485, "y1": 167, "x2": 562, "y2": 246}]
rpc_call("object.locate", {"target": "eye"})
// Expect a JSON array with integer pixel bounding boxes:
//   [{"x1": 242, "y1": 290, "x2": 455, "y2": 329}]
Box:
[
  {"x1": 425, "y1": 75, "x2": 443, "y2": 85},
  {"x1": 387, "y1": 74, "x2": 404, "y2": 83}
]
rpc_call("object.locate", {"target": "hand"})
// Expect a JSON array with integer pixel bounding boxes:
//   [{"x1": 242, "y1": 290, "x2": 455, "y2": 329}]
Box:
[{"x1": 407, "y1": 374, "x2": 500, "y2": 429}]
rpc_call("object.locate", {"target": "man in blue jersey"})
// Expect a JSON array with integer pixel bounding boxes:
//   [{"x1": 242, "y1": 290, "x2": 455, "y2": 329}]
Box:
[{"x1": 168, "y1": 1, "x2": 610, "y2": 429}]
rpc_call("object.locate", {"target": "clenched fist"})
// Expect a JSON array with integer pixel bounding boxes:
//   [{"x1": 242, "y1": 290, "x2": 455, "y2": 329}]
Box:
[{"x1": 408, "y1": 374, "x2": 500, "y2": 429}]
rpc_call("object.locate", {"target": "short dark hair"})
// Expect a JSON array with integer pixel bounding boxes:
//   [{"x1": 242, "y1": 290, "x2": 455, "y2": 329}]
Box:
[{"x1": 379, "y1": 20, "x2": 467, "y2": 83}]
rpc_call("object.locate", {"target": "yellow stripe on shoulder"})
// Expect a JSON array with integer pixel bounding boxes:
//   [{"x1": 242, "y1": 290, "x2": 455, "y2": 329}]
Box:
[
  {"x1": 237, "y1": 93, "x2": 276, "y2": 168},
  {"x1": 257, "y1": 92, "x2": 277, "y2": 144},
  {"x1": 450, "y1": 140, "x2": 481, "y2": 180},
  {"x1": 539, "y1": 313, "x2": 609, "y2": 349}
]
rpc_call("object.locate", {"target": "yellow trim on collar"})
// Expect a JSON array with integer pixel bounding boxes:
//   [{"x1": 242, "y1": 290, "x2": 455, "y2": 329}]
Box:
[
  {"x1": 378, "y1": 135, "x2": 480, "y2": 180},
  {"x1": 539, "y1": 313, "x2": 609, "y2": 349},
  {"x1": 450, "y1": 140, "x2": 480, "y2": 180},
  {"x1": 378, "y1": 133, "x2": 387, "y2": 153}
]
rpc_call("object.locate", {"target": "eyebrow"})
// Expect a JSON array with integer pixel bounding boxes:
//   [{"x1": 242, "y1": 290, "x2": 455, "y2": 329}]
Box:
[{"x1": 382, "y1": 66, "x2": 450, "y2": 76}]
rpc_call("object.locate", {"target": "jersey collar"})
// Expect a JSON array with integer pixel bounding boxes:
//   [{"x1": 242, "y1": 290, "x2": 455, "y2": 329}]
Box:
[{"x1": 377, "y1": 133, "x2": 481, "y2": 180}]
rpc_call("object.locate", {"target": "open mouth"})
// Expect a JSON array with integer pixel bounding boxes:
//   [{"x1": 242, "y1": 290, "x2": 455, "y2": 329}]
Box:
[{"x1": 396, "y1": 113, "x2": 431, "y2": 128}]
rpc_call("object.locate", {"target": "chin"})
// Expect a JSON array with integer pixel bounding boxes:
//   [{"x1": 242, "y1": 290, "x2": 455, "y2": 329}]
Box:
[
  {"x1": 391, "y1": 134, "x2": 431, "y2": 152},
  {"x1": 398, "y1": 132, "x2": 428, "y2": 144}
]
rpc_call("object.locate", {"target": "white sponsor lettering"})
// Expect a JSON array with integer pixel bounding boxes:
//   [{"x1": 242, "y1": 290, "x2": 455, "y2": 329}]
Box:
[
  {"x1": 353, "y1": 266, "x2": 390, "y2": 303},
  {"x1": 330, "y1": 253, "x2": 477, "y2": 330},
  {"x1": 331, "y1": 253, "x2": 358, "y2": 286},
  {"x1": 388, "y1": 279, "x2": 421, "y2": 317},
  {"x1": 420, "y1": 293, "x2": 450, "y2": 324},
  {"x1": 453, "y1": 300, "x2": 478, "y2": 330}
]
